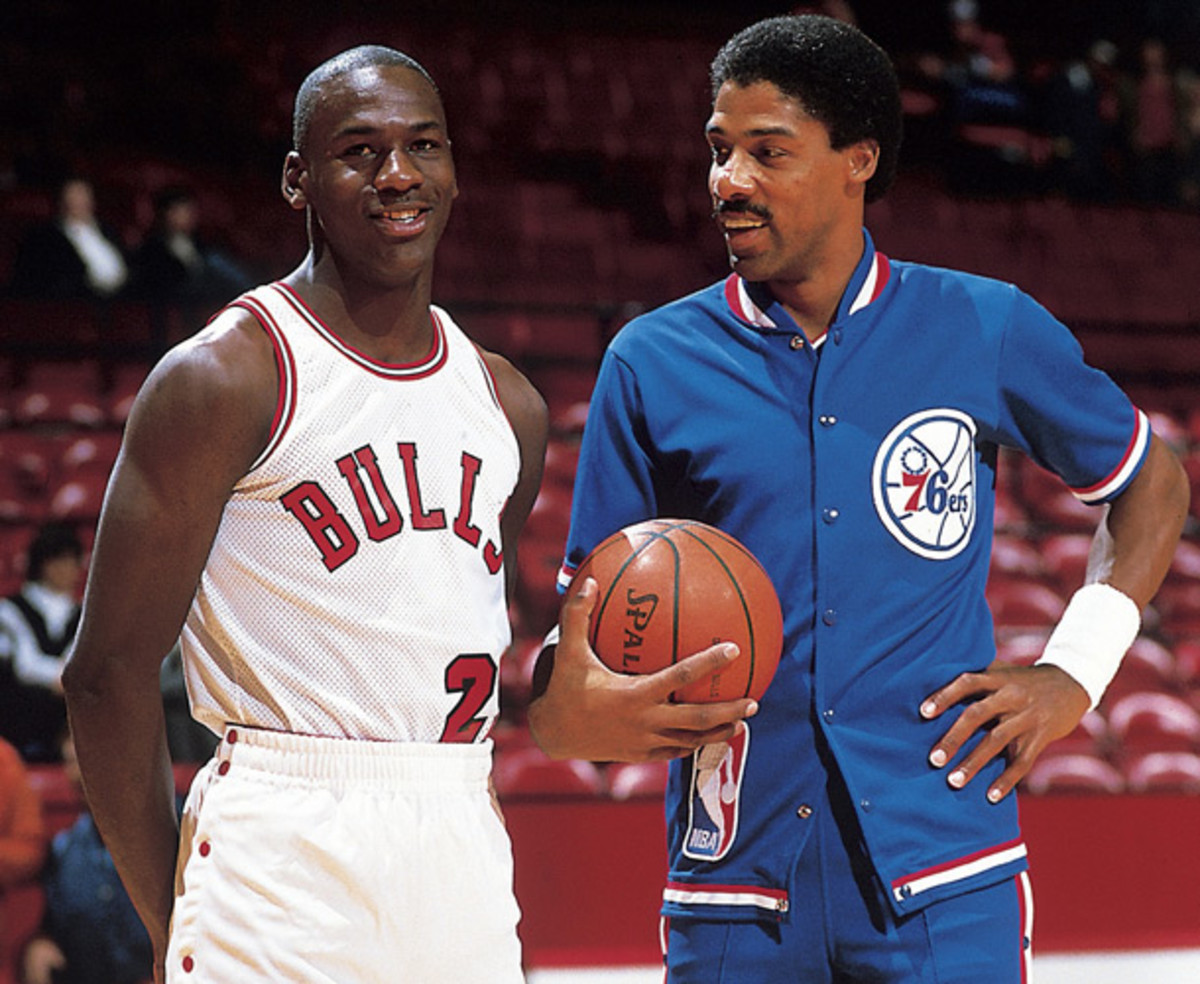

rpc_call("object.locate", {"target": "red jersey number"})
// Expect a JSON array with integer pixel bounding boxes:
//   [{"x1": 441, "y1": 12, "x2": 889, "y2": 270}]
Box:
[{"x1": 440, "y1": 653, "x2": 497, "y2": 743}]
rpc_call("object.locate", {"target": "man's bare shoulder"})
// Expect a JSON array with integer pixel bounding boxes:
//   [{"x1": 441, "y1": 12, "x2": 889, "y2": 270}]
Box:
[{"x1": 124, "y1": 305, "x2": 279, "y2": 472}]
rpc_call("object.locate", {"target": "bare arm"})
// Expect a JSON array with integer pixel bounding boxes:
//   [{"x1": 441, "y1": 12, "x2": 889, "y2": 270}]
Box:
[
  {"x1": 480, "y1": 349, "x2": 548, "y2": 601},
  {"x1": 61, "y1": 310, "x2": 276, "y2": 974},
  {"x1": 922, "y1": 434, "x2": 1190, "y2": 801}
]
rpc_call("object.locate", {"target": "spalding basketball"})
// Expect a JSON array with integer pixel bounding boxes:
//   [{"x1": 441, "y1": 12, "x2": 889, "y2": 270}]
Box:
[{"x1": 570, "y1": 519, "x2": 783, "y2": 703}]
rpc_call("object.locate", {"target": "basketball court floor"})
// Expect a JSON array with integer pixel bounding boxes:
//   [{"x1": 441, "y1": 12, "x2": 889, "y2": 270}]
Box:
[{"x1": 528, "y1": 948, "x2": 1200, "y2": 983}]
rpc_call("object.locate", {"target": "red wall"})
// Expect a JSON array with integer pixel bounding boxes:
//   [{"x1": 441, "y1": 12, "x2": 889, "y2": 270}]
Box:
[{"x1": 506, "y1": 794, "x2": 1200, "y2": 968}]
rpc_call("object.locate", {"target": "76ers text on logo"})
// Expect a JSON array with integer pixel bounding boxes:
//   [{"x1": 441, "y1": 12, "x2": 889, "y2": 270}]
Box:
[
  {"x1": 872, "y1": 409, "x2": 977, "y2": 560},
  {"x1": 280, "y1": 442, "x2": 502, "y2": 574}
]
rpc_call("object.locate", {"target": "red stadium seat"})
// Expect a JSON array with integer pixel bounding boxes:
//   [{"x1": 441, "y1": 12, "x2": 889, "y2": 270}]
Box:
[
  {"x1": 105, "y1": 362, "x2": 150, "y2": 426},
  {"x1": 986, "y1": 579, "x2": 1066, "y2": 631},
  {"x1": 57, "y1": 431, "x2": 122, "y2": 475},
  {"x1": 992, "y1": 481, "x2": 1030, "y2": 533},
  {"x1": 989, "y1": 534, "x2": 1043, "y2": 579},
  {"x1": 1103, "y1": 636, "x2": 1178, "y2": 700},
  {"x1": 1174, "y1": 640, "x2": 1200, "y2": 691},
  {"x1": 11, "y1": 360, "x2": 107, "y2": 428},
  {"x1": 1124, "y1": 750, "x2": 1200, "y2": 793},
  {"x1": 499, "y1": 635, "x2": 543, "y2": 711},
  {"x1": 0, "y1": 430, "x2": 60, "y2": 498},
  {"x1": 550, "y1": 399, "x2": 590, "y2": 439},
  {"x1": 46, "y1": 470, "x2": 109, "y2": 523},
  {"x1": 1038, "y1": 533, "x2": 1093, "y2": 594},
  {"x1": 607, "y1": 760, "x2": 669, "y2": 801},
  {"x1": 1023, "y1": 751, "x2": 1125, "y2": 795},
  {"x1": 1168, "y1": 538, "x2": 1200, "y2": 582},
  {"x1": 492, "y1": 745, "x2": 605, "y2": 798},
  {"x1": 1152, "y1": 578, "x2": 1200, "y2": 638},
  {"x1": 542, "y1": 438, "x2": 580, "y2": 493},
  {"x1": 1106, "y1": 691, "x2": 1200, "y2": 753},
  {"x1": 1012, "y1": 459, "x2": 1099, "y2": 533},
  {"x1": 994, "y1": 630, "x2": 1050, "y2": 666}
]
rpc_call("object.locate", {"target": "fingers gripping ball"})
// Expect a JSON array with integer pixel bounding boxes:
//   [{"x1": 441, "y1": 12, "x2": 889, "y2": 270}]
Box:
[{"x1": 570, "y1": 519, "x2": 783, "y2": 703}]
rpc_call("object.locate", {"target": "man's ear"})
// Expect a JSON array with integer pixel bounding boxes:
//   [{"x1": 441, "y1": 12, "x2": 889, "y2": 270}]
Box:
[
  {"x1": 281, "y1": 151, "x2": 308, "y2": 211},
  {"x1": 847, "y1": 140, "x2": 880, "y2": 186}
]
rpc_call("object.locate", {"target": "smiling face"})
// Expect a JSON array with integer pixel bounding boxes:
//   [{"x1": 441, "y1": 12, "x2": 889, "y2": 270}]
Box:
[
  {"x1": 283, "y1": 63, "x2": 458, "y2": 291},
  {"x1": 706, "y1": 79, "x2": 876, "y2": 290}
]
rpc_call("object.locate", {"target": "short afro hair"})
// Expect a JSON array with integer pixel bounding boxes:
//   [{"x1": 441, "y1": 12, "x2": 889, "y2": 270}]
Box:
[
  {"x1": 711, "y1": 15, "x2": 903, "y2": 203},
  {"x1": 292, "y1": 45, "x2": 439, "y2": 154},
  {"x1": 26, "y1": 522, "x2": 82, "y2": 582}
]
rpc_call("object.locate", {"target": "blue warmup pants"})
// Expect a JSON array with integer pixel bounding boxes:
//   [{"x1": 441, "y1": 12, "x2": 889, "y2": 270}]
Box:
[{"x1": 665, "y1": 773, "x2": 1032, "y2": 983}]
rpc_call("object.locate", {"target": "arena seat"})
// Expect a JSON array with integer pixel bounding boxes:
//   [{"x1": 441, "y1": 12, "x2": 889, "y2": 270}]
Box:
[
  {"x1": 499, "y1": 635, "x2": 543, "y2": 711},
  {"x1": 57, "y1": 431, "x2": 122, "y2": 476},
  {"x1": 0, "y1": 299, "x2": 100, "y2": 352},
  {"x1": 1038, "y1": 532, "x2": 1093, "y2": 593},
  {"x1": 105, "y1": 362, "x2": 151, "y2": 426},
  {"x1": 1151, "y1": 578, "x2": 1200, "y2": 638},
  {"x1": 607, "y1": 760, "x2": 669, "y2": 801},
  {"x1": 1023, "y1": 751, "x2": 1125, "y2": 795},
  {"x1": 10, "y1": 360, "x2": 108, "y2": 428},
  {"x1": 986, "y1": 578, "x2": 1066, "y2": 631},
  {"x1": 989, "y1": 534, "x2": 1044, "y2": 579},
  {"x1": 1106, "y1": 691, "x2": 1200, "y2": 754},
  {"x1": 1103, "y1": 636, "x2": 1179, "y2": 700},
  {"x1": 1012, "y1": 459, "x2": 1099, "y2": 532},
  {"x1": 993, "y1": 629, "x2": 1050, "y2": 666},
  {"x1": 1124, "y1": 750, "x2": 1200, "y2": 794},
  {"x1": 46, "y1": 469, "x2": 109, "y2": 523}
]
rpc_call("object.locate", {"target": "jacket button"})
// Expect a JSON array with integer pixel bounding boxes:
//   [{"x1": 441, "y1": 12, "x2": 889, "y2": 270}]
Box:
[
  {"x1": 789, "y1": 335, "x2": 804, "y2": 350},
  {"x1": 797, "y1": 804, "x2": 813, "y2": 819}
]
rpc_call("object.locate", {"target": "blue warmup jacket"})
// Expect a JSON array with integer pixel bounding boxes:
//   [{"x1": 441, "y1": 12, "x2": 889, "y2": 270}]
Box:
[{"x1": 558, "y1": 230, "x2": 1149, "y2": 924}]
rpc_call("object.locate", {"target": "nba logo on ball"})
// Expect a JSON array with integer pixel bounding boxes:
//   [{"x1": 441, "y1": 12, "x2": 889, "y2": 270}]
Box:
[{"x1": 872, "y1": 408, "x2": 977, "y2": 560}]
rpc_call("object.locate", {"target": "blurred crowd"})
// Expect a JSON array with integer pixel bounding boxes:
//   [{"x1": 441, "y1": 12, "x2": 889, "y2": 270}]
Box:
[{"x1": 1, "y1": 1, "x2": 1199, "y2": 312}]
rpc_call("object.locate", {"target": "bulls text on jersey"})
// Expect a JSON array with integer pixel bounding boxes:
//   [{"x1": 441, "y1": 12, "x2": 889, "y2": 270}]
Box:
[{"x1": 281, "y1": 441, "x2": 503, "y2": 574}]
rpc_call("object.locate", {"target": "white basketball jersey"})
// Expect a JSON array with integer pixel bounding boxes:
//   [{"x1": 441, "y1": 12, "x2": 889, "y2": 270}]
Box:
[{"x1": 181, "y1": 284, "x2": 520, "y2": 742}]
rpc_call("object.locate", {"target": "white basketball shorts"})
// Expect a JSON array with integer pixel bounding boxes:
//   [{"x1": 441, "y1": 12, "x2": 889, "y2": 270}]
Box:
[{"x1": 166, "y1": 726, "x2": 525, "y2": 983}]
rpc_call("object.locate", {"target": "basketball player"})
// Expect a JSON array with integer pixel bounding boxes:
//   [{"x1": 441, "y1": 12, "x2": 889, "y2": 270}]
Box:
[
  {"x1": 63, "y1": 46, "x2": 546, "y2": 983},
  {"x1": 529, "y1": 15, "x2": 1189, "y2": 982}
]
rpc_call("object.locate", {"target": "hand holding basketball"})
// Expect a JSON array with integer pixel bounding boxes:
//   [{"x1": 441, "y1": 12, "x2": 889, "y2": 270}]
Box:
[
  {"x1": 528, "y1": 576, "x2": 757, "y2": 762},
  {"x1": 568, "y1": 519, "x2": 783, "y2": 703}
]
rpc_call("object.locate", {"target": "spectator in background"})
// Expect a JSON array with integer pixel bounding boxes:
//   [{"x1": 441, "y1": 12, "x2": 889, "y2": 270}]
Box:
[
  {"x1": 9, "y1": 178, "x2": 129, "y2": 300},
  {"x1": 1043, "y1": 40, "x2": 1123, "y2": 201},
  {"x1": 1122, "y1": 38, "x2": 1184, "y2": 205},
  {"x1": 0, "y1": 736, "x2": 45, "y2": 984},
  {"x1": 1179, "y1": 68, "x2": 1200, "y2": 208},
  {"x1": 20, "y1": 730, "x2": 153, "y2": 984},
  {"x1": 0, "y1": 523, "x2": 83, "y2": 763},
  {"x1": 928, "y1": 0, "x2": 1040, "y2": 196},
  {"x1": 128, "y1": 186, "x2": 252, "y2": 309}
]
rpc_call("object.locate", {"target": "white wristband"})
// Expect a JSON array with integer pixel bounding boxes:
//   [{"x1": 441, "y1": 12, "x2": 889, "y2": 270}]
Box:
[{"x1": 1035, "y1": 582, "x2": 1141, "y2": 709}]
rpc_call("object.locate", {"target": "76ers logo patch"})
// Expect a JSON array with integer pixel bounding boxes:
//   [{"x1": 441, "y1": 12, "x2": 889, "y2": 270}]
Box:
[{"x1": 872, "y1": 409, "x2": 977, "y2": 560}]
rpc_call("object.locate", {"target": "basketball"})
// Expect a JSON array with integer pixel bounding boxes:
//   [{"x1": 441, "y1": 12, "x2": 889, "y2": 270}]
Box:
[{"x1": 569, "y1": 519, "x2": 783, "y2": 703}]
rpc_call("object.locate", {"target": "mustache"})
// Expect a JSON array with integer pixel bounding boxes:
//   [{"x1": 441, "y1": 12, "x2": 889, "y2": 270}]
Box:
[{"x1": 713, "y1": 200, "x2": 772, "y2": 222}]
